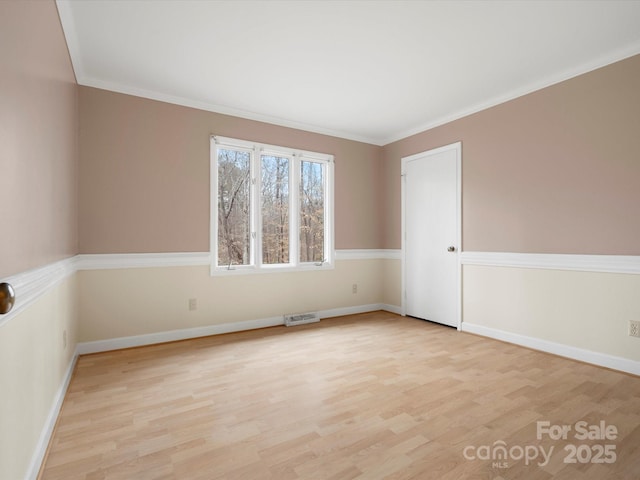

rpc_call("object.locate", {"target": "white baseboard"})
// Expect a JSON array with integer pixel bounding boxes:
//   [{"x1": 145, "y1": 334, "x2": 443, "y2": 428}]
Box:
[
  {"x1": 77, "y1": 304, "x2": 403, "y2": 355},
  {"x1": 461, "y1": 322, "x2": 640, "y2": 376},
  {"x1": 380, "y1": 303, "x2": 403, "y2": 315},
  {"x1": 319, "y1": 303, "x2": 387, "y2": 319},
  {"x1": 76, "y1": 316, "x2": 284, "y2": 355},
  {"x1": 26, "y1": 303, "x2": 401, "y2": 479},
  {"x1": 25, "y1": 351, "x2": 78, "y2": 480}
]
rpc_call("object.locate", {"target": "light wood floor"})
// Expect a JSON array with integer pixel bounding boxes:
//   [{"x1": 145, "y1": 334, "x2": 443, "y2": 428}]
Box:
[{"x1": 40, "y1": 312, "x2": 640, "y2": 479}]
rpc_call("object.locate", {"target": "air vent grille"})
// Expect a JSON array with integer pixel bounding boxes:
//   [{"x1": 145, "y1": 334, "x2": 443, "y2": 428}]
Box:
[{"x1": 284, "y1": 312, "x2": 320, "y2": 327}]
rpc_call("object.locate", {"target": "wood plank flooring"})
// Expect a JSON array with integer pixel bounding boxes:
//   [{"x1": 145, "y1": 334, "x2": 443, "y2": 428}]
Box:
[{"x1": 39, "y1": 312, "x2": 640, "y2": 479}]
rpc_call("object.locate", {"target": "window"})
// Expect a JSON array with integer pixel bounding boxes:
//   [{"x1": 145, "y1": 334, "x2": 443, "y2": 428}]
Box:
[{"x1": 211, "y1": 136, "x2": 334, "y2": 274}]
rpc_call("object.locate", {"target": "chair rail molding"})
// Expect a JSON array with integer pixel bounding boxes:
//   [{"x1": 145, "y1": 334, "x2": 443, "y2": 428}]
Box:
[
  {"x1": 461, "y1": 251, "x2": 640, "y2": 275},
  {"x1": 0, "y1": 257, "x2": 77, "y2": 326}
]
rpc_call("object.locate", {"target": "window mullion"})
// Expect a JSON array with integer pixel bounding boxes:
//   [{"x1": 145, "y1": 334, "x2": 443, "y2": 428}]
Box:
[
  {"x1": 324, "y1": 159, "x2": 335, "y2": 265},
  {"x1": 290, "y1": 155, "x2": 301, "y2": 267},
  {"x1": 251, "y1": 147, "x2": 260, "y2": 268},
  {"x1": 211, "y1": 140, "x2": 220, "y2": 271}
]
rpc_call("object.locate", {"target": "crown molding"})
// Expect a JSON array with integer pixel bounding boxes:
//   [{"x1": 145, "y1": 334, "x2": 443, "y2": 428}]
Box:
[{"x1": 381, "y1": 43, "x2": 640, "y2": 145}]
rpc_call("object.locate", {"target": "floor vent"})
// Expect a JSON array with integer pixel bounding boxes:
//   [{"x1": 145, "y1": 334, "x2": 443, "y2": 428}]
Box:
[{"x1": 284, "y1": 312, "x2": 320, "y2": 327}]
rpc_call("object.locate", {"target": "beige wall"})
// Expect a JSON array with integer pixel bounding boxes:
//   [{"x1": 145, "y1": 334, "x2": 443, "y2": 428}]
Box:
[
  {"x1": 381, "y1": 54, "x2": 640, "y2": 254},
  {"x1": 380, "y1": 55, "x2": 640, "y2": 367},
  {"x1": 78, "y1": 87, "x2": 383, "y2": 253},
  {"x1": 0, "y1": 2, "x2": 79, "y2": 479},
  {"x1": 463, "y1": 265, "x2": 640, "y2": 362},
  {"x1": 79, "y1": 260, "x2": 382, "y2": 342},
  {"x1": 3, "y1": 4, "x2": 640, "y2": 475},
  {"x1": 380, "y1": 259, "x2": 401, "y2": 308},
  {"x1": 76, "y1": 87, "x2": 392, "y2": 353},
  {"x1": 0, "y1": 276, "x2": 78, "y2": 480},
  {"x1": 0, "y1": 0, "x2": 78, "y2": 278}
]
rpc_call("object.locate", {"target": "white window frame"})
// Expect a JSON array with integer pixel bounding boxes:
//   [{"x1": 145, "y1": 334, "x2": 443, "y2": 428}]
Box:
[{"x1": 210, "y1": 136, "x2": 334, "y2": 275}]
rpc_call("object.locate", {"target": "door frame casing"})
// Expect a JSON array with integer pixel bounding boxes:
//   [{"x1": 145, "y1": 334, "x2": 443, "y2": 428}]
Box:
[{"x1": 401, "y1": 141, "x2": 462, "y2": 330}]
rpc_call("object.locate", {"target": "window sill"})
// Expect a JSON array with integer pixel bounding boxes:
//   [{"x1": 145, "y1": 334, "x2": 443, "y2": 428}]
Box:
[{"x1": 210, "y1": 262, "x2": 335, "y2": 277}]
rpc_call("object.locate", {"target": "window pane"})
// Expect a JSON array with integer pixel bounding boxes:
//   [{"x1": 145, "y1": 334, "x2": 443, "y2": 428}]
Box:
[
  {"x1": 217, "y1": 149, "x2": 251, "y2": 266},
  {"x1": 261, "y1": 155, "x2": 290, "y2": 264},
  {"x1": 300, "y1": 160, "x2": 324, "y2": 263}
]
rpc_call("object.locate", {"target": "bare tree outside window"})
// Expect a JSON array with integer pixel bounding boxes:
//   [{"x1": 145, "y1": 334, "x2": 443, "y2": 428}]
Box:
[
  {"x1": 212, "y1": 137, "x2": 332, "y2": 272},
  {"x1": 300, "y1": 160, "x2": 324, "y2": 263},
  {"x1": 261, "y1": 155, "x2": 290, "y2": 264},
  {"x1": 217, "y1": 149, "x2": 250, "y2": 266}
]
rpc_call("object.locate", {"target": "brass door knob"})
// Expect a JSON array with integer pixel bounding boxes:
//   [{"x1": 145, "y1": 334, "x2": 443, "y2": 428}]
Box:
[{"x1": 0, "y1": 283, "x2": 16, "y2": 314}]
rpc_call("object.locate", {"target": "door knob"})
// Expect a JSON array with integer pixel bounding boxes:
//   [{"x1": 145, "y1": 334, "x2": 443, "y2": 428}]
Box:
[
  {"x1": 0, "y1": 283, "x2": 15, "y2": 314},
  {"x1": 447, "y1": 246, "x2": 456, "y2": 252}
]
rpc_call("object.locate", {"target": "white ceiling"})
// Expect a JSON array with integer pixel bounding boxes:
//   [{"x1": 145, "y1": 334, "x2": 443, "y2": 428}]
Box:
[{"x1": 57, "y1": 0, "x2": 640, "y2": 146}]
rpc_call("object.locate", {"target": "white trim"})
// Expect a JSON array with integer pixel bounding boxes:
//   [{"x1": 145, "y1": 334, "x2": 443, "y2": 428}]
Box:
[
  {"x1": 209, "y1": 262, "x2": 336, "y2": 276},
  {"x1": 380, "y1": 44, "x2": 640, "y2": 145},
  {"x1": 380, "y1": 303, "x2": 403, "y2": 315},
  {"x1": 76, "y1": 316, "x2": 284, "y2": 354},
  {"x1": 0, "y1": 257, "x2": 77, "y2": 326},
  {"x1": 401, "y1": 142, "x2": 462, "y2": 329},
  {"x1": 461, "y1": 322, "x2": 640, "y2": 377},
  {"x1": 335, "y1": 249, "x2": 401, "y2": 260},
  {"x1": 81, "y1": 77, "x2": 379, "y2": 145},
  {"x1": 25, "y1": 351, "x2": 78, "y2": 480},
  {"x1": 0, "y1": 252, "x2": 396, "y2": 326},
  {"x1": 211, "y1": 137, "x2": 335, "y2": 275},
  {"x1": 455, "y1": 144, "x2": 462, "y2": 330},
  {"x1": 319, "y1": 303, "x2": 390, "y2": 320},
  {"x1": 461, "y1": 251, "x2": 640, "y2": 275},
  {"x1": 76, "y1": 303, "x2": 401, "y2": 354},
  {"x1": 76, "y1": 252, "x2": 211, "y2": 270},
  {"x1": 56, "y1": 0, "x2": 640, "y2": 149},
  {"x1": 213, "y1": 136, "x2": 334, "y2": 162},
  {"x1": 80, "y1": 41, "x2": 640, "y2": 148},
  {"x1": 39, "y1": 251, "x2": 402, "y2": 274},
  {"x1": 55, "y1": 0, "x2": 84, "y2": 81},
  {"x1": 87, "y1": 43, "x2": 640, "y2": 148}
]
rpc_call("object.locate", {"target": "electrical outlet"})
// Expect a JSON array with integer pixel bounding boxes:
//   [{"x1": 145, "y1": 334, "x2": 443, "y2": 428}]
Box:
[
  {"x1": 188, "y1": 298, "x2": 197, "y2": 311},
  {"x1": 63, "y1": 330, "x2": 67, "y2": 350},
  {"x1": 352, "y1": 283, "x2": 358, "y2": 294},
  {"x1": 629, "y1": 321, "x2": 640, "y2": 338}
]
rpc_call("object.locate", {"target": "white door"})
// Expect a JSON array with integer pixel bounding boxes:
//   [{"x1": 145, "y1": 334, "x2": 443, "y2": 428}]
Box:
[{"x1": 402, "y1": 142, "x2": 460, "y2": 328}]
